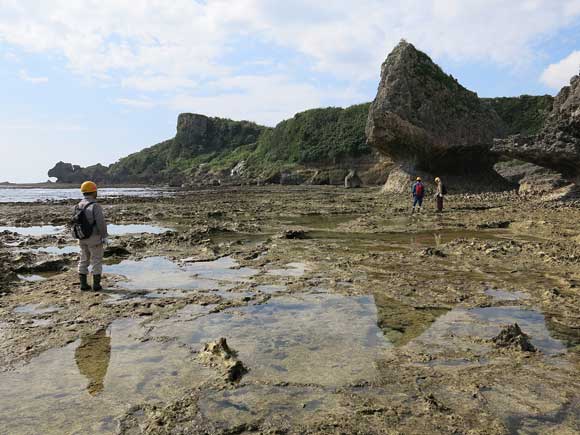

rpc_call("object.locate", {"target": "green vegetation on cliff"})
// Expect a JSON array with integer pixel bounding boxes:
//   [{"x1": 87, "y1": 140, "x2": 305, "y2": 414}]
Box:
[
  {"x1": 483, "y1": 95, "x2": 554, "y2": 135},
  {"x1": 48, "y1": 91, "x2": 554, "y2": 186},
  {"x1": 252, "y1": 103, "x2": 371, "y2": 165},
  {"x1": 49, "y1": 104, "x2": 374, "y2": 185}
]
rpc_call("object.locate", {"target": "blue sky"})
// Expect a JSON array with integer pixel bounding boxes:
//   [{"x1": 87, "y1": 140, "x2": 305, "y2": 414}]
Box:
[{"x1": 1, "y1": 0, "x2": 579, "y2": 183}]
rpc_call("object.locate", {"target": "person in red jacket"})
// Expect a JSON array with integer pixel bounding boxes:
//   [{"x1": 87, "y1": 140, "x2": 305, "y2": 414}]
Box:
[{"x1": 411, "y1": 177, "x2": 425, "y2": 213}]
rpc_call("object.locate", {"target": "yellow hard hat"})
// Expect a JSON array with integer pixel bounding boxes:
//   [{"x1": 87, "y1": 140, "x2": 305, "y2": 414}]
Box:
[
  {"x1": 80, "y1": 181, "x2": 98, "y2": 193},
  {"x1": 416, "y1": 177, "x2": 422, "y2": 181}
]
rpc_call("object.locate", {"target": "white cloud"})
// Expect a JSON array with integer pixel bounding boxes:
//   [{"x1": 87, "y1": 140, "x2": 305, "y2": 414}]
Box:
[
  {"x1": 1, "y1": 0, "x2": 580, "y2": 125},
  {"x1": 541, "y1": 51, "x2": 580, "y2": 89},
  {"x1": 18, "y1": 69, "x2": 48, "y2": 84},
  {"x1": 1, "y1": 1, "x2": 579, "y2": 84}
]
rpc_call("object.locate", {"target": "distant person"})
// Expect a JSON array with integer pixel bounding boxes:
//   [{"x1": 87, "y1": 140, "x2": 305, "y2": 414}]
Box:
[
  {"x1": 434, "y1": 177, "x2": 447, "y2": 212},
  {"x1": 72, "y1": 181, "x2": 109, "y2": 291},
  {"x1": 411, "y1": 177, "x2": 425, "y2": 213}
]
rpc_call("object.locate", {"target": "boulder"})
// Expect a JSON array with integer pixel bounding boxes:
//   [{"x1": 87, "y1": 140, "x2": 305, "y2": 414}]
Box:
[
  {"x1": 280, "y1": 172, "x2": 306, "y2": 185},
  {"x1": 492, "y1": 323, "x2": 536, "y2": 352},
  {"x1": 280, "y1": 229, "x2": 308, "y2": 239},
  {"x1": 197, "y1": 337, "x2": 248, "y2": 382},
  {"x1": 493, "y1": 75, "x2": 580, "y2": 182},
  {"x1": 344, "y1": 169, "x2": 362, "y2": 188},
  {"x1": 103, "y1": 245, "x2": 131, "y2": 258},
  {"x1": 230, "y1": 160, "x2": 247, "y2": 177},
  {"x1": 366, "y1": 40, "x2": 509, "y2": 192}
]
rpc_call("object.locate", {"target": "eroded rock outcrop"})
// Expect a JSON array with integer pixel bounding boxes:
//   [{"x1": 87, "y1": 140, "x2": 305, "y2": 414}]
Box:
[
  {"x1": 48, "y1": 161, "x2": 109, "y2": 184},
  {"x1": 493, "y1": 75, "x2": 580, "y2": 183},
  {"x1": 48, "y1": 105, "x2": 388, "y2": 186},
  {"x1": 344, "y1": 169, "x2": 362, "y2": 188},
  {"x1": 492, "y1": 323, "x2": 536, "y2": 352},
  {"x1": 366, "y1": 40, "x2": 511, "y2": 192},
  {"x1": 197, "y1": 337, "x2": 248, "y2": 382}
]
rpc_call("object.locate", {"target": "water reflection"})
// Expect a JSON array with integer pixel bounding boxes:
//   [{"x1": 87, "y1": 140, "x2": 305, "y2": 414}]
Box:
[
  {"x1": 373, "y1": 293, "x2": 449, "y2": 346},
  {"x1": 74, "y1": 328, "x2": 111, "y2": 396}
]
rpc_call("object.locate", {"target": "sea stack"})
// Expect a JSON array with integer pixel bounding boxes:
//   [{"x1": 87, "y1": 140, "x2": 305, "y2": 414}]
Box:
[{"x1": 366, "y1": 40, "x2": 507, "y2": 192}]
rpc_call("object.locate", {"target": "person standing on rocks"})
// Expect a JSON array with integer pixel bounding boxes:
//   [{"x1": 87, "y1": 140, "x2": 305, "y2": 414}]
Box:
[
  {"x1": 434, "y1": 177, "x2": 446, "y2": 212},
  {"x1": 73, "y1": 181, "x2": 108, "y2": 291},
  {"x1": 411, "y1": 177, "x2": 425, "y2": 213}
]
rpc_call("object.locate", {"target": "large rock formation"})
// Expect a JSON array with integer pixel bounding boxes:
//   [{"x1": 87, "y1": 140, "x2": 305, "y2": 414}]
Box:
[
  {"x1": 48, "y1": 105, "x2": 389, "y2": 186},
  {"x1": 366, "y1": 40, "x2": 510, "y2": 192},
  {"x1": 493, "y1": 75, "x2": 580, "y2": 181},
  {"x1": 48, "y1": 162, "x2": 109, "y2": 184},
  {"x1": 169, "y1": 113, "x2": 263, "y2": 160}
]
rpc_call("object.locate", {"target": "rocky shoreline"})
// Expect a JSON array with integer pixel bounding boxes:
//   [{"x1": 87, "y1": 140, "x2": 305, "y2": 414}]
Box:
[{"x1": 0, "y1": 186, "x2": 578, "y2": 434}]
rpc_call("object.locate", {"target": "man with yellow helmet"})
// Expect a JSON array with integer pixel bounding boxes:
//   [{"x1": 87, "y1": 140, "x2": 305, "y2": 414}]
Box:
[
  {"x1": 73, "y1": 181, "x2": 109, "y2": 290},
  {"x1": 411, "y1": 176, "x2": 425, "y2": 213}
]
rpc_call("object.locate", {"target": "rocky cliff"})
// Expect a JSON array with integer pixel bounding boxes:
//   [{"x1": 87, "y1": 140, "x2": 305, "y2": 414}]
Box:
[
  {"x1": 483, "y1": 95, "x2": 554, "y2": 136},
  {"x1": 49, "y1": 106, "x2": 387, "y2": 186},
  {"x1": 493, "y1": 75, "x2": 580, "y2": 180},
  {"x1": 366, "y1": 40, "x2": 506, "y2": 182}
]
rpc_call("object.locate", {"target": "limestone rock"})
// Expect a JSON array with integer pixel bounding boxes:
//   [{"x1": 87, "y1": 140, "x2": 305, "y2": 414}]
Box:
[
  {"x1": 171, "y1": 114, "x2": 263, "y2": 160},
  {"x1": 493, "y1": 75, "x2": 580, "y2": 180},
  {"x1": 197, "y1": 337, "x2": 248, "y2": 382},
  {"x1": 48, "y1": 161, "x2": 108, "y2": 184},
  {"x1": 230, "y1": 160, "x2": 247, "y2": 177},
  {"x1": 366, "y1": 40, "x2": 505, "y2": 177},
  {"x1": 103, "y1": 245, "x2": 131, "y2": 258},
  {"x1": 280, "y1": 228, "x2": 308, "y2": 239},
  {"x1": 492, "y1": 323, "x2": 536, "y2": 352},
  {"x1": 344, "y1": 170, "x2": 362, "y2": 188}
]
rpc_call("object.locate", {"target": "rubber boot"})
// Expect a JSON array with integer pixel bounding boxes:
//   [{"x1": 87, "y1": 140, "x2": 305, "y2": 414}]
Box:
[
  {"x1": 79, "y1": 274, "x2": 91, "y2": 291},
  {"x1": 92, "y1": 274, "x2": 103, "y2": 291}
]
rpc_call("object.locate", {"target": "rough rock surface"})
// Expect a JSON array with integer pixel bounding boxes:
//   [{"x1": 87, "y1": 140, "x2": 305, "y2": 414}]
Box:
[
  {"x1": 493, "y1": 75, "x2": 580, "y2": 180},
  {"x1": 197, "y1": 338, "x2": 248, "y2": 382},
  {"x1": 344, "y1": 170, "x2": 362, "y2": 188},
  {"x1": 492, "y1": 323, "x2": 536, "y2": 352},
  {"x1": 366, "y1": 40, "x2": 505, "y2": 179},
  {"x1": 48, "y1": 162, "x2": 109, "y2": 184},
  {"x1": 48, "y1": 105, "x2": 389, "y2": 187}
]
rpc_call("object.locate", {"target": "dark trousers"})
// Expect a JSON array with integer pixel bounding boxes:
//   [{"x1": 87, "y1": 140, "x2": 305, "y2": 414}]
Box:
[{"x1": 436, "y1": 196, "x2": 444, "y2": 212}]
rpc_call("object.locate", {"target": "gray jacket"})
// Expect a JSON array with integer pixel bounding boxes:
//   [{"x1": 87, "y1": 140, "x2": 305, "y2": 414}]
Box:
[{"x1": 77, "y1": 198, "x2": 108, "y2": 239}]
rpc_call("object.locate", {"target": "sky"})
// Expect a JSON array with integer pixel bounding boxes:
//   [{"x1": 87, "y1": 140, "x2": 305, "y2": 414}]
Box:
[{"x1": 1, "y1": 0, "x2": 579, "y2": 183}]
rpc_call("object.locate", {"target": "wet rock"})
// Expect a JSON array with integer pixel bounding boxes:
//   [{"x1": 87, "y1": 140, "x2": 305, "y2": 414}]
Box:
[
  {"x1": 476, "y1": 220, "x2": 511, "y2": 229},
  {"x1": 280, "y1": 229, "x2": 308, "y2": 240},
  {"x1": 492, "y1": 323, "x2": 536, "y2": 352},
  {"x1": 103, "y1": 245, "x2": 131, "y2": 258},
  {"x1": 197, "y1": 337, "x2": 248, "y2": 382},
  {"x1": 17, "y1": 259, "x2": 67, "y2": 273},
  {"x1": 344, "y1": 169, "x2": 362, "y2": 188},
  {"x1": 421, "y1": 247, "x2": 446, "y2": 257}
]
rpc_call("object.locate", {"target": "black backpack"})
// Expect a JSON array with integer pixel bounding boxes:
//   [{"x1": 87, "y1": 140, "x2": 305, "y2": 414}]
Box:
[
  {"x1": 441, "y1": 184, "x2": 448, "y2": 195},
  {"x1": 71, "y1": 203, "x2": 94, "y2": 240}
]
